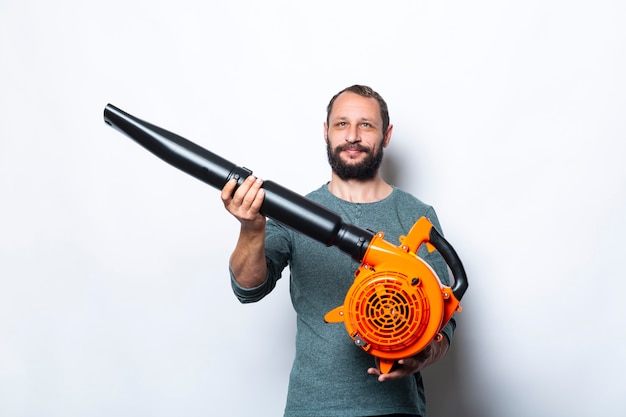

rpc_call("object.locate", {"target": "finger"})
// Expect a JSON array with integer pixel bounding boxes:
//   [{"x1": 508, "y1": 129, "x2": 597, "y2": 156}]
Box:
[
  {"x1": 249, "y1": 187, "x2": 265, "y2": 212},
  {"x1": 231, "y1": 175, "x2": 257, "y2": 205},
  {"x1": 377, "y1": 367, "x2": 409, "y2": 382},
  {"x1": 246, "y1": 176, "x2": 264, "y2": 199},
  {"x1": 397, "y1": 357, "x2": 412, "y2": 366},
  {"x1": 398, "y1": 356, "x2": 427, "y2": 375},
  {"x1": 240, "y1": 177, "x2": 264, "y2": 208},
  {"x1": 221, "y1": 178, "x2": 237, "y2": 203}
]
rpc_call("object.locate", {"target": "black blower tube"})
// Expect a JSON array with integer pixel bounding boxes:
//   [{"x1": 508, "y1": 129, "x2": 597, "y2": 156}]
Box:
[{"x1": 103, "y1": 104, "x2": 374, "y2": 261}]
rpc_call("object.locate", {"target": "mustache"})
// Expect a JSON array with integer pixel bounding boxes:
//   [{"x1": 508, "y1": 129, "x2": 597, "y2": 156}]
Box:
[{"x1": 335, "y1": 143, "x2": 371, "y2": 153}]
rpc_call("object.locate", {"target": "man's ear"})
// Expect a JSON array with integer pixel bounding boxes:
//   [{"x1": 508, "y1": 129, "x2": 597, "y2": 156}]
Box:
[
  {"x1": 383, "y1": 124, "x2": 393, "y2": 148},
  {"x1": 323, "y1": 121, "x2": 329, "y2": 141}
]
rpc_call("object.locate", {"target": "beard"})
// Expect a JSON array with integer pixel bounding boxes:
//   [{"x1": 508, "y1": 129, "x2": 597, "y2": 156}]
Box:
[{"x1": 326, "y1": 141, "x2": 384, "y2": 181}]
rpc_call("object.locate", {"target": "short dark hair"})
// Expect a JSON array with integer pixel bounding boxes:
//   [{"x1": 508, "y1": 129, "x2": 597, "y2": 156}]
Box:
[{"x1": 326, "y1": 85, "x2": 390, "y2": 134}]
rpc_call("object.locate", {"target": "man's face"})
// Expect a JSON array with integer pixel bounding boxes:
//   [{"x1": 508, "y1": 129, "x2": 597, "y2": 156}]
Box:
[{"x1": 324, "y1": 92, "x2": 391, "y2": 180}]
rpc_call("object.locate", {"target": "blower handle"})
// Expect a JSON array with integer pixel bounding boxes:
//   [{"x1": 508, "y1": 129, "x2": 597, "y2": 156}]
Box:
[
  {"x1": 428, "y1": 227, "x2": 468, "y2": 300},
  {"x1": 103, "y1": 104, "x2": 374, "y2": 261}
]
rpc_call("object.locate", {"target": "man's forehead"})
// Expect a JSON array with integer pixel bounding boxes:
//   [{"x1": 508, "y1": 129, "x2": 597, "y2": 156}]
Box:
[{"x1": 330, "y1": 92, "x2": 381, "y2": 118}]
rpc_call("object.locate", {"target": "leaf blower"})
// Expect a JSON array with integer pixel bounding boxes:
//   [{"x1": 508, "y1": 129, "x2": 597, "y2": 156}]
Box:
[{"x1": 103, "y1": 104, "x2": 468, "y2": 374}]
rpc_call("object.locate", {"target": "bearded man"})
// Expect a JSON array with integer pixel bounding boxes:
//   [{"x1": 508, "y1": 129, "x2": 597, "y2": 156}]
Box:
[{"x1": 221, "y1": 85, "x2": 455, "y2": 417}]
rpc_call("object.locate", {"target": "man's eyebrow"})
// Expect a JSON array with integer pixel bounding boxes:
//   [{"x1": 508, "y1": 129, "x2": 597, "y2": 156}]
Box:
[{"x1": 330, "y1": 116, "x2": 379, "y2": 127}]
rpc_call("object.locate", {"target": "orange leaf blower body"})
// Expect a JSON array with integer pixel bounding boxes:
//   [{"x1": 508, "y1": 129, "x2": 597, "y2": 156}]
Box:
[
  {"x1": 103, "y1": 104, "x2": 468, "y2": 374},
  {"x1": 324, "y1": 217, "x2": 462, "y2": 374}
]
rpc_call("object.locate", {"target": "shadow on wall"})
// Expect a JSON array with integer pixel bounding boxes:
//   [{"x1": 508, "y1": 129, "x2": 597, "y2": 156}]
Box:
[
  {"x1": 422, "y1": 325, "x2": 486, "y2": 417},
  {"x1": 380, "y1": 141, "x2": 429, "y2": 204},
  {"x1": 380, "y1": 150, "x2": 404, "y2": 192}
]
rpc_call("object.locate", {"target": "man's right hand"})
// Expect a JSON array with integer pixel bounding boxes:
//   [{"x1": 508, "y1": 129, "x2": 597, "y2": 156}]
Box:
[{"x1": 221, "y1": 175, "x2": 266, "y2": 230}]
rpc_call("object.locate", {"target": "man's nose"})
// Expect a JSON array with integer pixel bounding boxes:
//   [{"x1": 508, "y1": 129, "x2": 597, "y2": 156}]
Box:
[{"x1": 346, "y1": 125, "x2": 360, "y2": 143}]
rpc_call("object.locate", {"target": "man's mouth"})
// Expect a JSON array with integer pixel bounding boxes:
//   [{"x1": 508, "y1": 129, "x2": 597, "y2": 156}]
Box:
[{"x1": 338, "y1": 144, "x2": 370, "y2": 156}]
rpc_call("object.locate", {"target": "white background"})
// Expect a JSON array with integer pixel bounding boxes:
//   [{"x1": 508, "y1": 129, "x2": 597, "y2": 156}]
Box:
[{"x1": 1, "y1": 1, "x2": 625, "y2": 416}]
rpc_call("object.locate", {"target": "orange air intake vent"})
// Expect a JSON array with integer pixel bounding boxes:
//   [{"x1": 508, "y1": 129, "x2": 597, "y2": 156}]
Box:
[{"x1": 349, "y1": 272, "x2": 430, "y2": 352}]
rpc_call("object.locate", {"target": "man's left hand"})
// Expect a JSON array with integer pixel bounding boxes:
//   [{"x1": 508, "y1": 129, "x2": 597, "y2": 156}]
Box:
[{"x1": 367, "y1": 336, "x2": 449, "y2": 382}]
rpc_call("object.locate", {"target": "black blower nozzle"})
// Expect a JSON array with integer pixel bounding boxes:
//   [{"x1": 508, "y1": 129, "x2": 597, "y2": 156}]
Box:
[{"x1": 103, "y1": 104, "x2": 374, "y2": 261}]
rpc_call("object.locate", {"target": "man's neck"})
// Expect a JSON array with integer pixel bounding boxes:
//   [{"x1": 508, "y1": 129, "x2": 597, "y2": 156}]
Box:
[{"x1": 327, "y1": 174, "x2": 393, "y2": 203}]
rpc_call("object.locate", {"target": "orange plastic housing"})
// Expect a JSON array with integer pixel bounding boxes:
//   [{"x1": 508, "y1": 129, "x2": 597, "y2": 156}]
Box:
[{"x1": 324, "y1": 217, "x2": 462, "y2": 374}]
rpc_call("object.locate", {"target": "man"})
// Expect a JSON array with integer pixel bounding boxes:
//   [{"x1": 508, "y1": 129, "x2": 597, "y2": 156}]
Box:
[{"x1": 221, "y1": 85, "x2": 455, "y2": 417}]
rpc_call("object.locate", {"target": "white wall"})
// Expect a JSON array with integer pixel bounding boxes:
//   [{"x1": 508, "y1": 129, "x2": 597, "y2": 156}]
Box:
[{"x1": 1, "y1": 1, "x2": 624, "y2": 416}]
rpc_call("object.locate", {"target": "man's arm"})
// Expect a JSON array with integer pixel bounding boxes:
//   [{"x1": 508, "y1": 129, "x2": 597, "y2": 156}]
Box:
[{"x1": 221, "y1": 175, "x2": 267, "y2": 288}]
